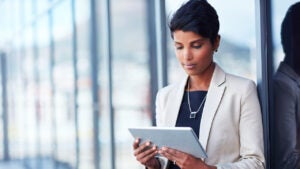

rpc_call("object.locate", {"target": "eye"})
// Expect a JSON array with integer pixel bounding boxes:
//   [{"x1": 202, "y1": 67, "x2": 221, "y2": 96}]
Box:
[
  {"x1": 175, "y1": 45, "x2": 183, "y2": 50},
  {"x1": 192, "y1": 45, "x2": 202, "y2": 49}
]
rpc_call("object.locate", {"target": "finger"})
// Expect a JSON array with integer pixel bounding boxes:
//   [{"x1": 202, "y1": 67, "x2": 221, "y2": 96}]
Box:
[
  {"x1": 136, "y1": 146, "x2": 158, "y2": 164},
  {"x1": 138, "y1": 146, "x2": 158, "y2": 164},
  {"x1": 134, "y1": 141, "x2": 152, "y2": 156},
  {"x1": 159, "y1": 147, "x2": 176, "y2": 160},
  {"x1": 160, "y1": 147, "x2": 185, "y2": 167},
  {"x1": 133, "y1": 138, "x2": 140, "y2": 149},
  {"x1": 160, "y1": 147, "x2": 181, "y2": 157}
]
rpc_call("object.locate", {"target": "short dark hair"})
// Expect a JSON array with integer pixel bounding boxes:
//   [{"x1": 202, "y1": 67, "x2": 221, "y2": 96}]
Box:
[
  {"x1": 281, "y1": 2, "x2": 300, "y2": 59},
  {"x1": 169, "y1": 0, "x2": 220, "y2": 44}
]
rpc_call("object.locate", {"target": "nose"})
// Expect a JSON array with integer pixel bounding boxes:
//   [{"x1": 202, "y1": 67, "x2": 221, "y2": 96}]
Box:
[{"x1": 183, "y1": 48, "x2": 192, "y2": 60}]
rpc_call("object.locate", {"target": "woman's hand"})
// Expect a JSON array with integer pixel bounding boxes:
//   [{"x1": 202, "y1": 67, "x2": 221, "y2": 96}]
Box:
[
  {"x1": 133, "y1": 138, "x2": 160, "y2": 169},
  {"x1": 159, "y1": 147, "x2": 216, "y2": 169}
]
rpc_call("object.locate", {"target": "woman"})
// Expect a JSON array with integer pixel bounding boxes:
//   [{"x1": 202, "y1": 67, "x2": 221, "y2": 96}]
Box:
[{"x1": 133, "y1": 1, "x2": 265, "y2": 169}]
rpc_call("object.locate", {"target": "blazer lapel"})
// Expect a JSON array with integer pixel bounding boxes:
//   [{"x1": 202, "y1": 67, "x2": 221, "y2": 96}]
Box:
[
  {"x1": 199, "y1": 65, "x2": 226, "y2": 151},
  {"x1": 164, "y1": 76, "x2": 188, "y2": 127}
]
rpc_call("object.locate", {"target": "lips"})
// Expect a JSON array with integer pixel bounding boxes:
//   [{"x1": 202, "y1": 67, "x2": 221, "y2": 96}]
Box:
[{"x1": 184, "y1": 63, "x2": 196, "y2": 69}]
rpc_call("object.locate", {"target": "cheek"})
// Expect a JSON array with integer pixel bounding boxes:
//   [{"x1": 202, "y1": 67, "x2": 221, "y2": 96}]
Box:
[
  {"x1": 194, "y1": 49, "x2": 213, "y2": 60},
  {"x1": 175, "y1": 51, "x2": 183, "y2": 60}
]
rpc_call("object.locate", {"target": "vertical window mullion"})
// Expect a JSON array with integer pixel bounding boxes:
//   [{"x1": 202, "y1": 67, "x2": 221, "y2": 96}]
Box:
[
  {"x1": 1, "y1": 52, "x2": 9, "y2": 161},
  {"x1": 71, "y1": 0, "x2": 79, "y2": 168},
  {"x1": 255, "y1": 0, "x2": 273, "y2": 168},
  {"x1": 147, "y1": 0, "x2": 168, "y2": 126},
  {"x1": 89, "y1": 0, "x2": 101, "y2": 168}
]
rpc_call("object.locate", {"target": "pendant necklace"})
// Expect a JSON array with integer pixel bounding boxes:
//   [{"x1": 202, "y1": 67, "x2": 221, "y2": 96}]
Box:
[{"x1": 187, "y1": 80, "x2": 207, "y2": 119}]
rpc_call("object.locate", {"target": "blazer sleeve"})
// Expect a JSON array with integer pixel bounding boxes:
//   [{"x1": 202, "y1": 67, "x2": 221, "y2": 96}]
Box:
[{"x1": 216, "y1": 81, "x2": 265, "y2": 169}]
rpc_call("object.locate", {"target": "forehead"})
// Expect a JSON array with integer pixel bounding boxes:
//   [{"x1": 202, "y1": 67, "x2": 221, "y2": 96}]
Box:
[{"x1": 173, "y1": 30, "x2": 206, "y2": 43}]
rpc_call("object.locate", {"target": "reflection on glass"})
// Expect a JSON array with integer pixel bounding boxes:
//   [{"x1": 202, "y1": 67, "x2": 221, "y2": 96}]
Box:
[
  {"x1": 166, "y1": 0, "x2": 257, "y2": 83},
  {"x1": 272, "y1": 0, "x2": 299, "y2": 70},
  {"x1": 271, "y1": 2, "x2": 300, "y2": 169}
]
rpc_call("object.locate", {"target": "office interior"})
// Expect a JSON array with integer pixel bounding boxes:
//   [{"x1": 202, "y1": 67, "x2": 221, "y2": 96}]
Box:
[{"x1": 0, "y1": 0, "x2": 298, "y2": 168}]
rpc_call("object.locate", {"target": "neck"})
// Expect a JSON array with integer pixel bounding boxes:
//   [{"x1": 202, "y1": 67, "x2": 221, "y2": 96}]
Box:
[{"x1": 188, "y1": 62, "x2": 215, "y2": 91}]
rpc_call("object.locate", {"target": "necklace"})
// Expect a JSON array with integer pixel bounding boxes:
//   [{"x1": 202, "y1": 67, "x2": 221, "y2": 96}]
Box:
[{"x1": 187, "y1": 80, "x2": 207, "y2": 119}]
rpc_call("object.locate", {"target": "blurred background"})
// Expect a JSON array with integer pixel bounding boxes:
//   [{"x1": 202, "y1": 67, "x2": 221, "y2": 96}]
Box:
[{"x1": 0, "y1": 0, "x2": 298, "y2": 169}]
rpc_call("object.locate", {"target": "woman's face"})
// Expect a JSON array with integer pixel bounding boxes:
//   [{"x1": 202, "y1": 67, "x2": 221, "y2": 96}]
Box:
[{"x1": 173, "y1": 30, "x2": 219, "y2": 76}]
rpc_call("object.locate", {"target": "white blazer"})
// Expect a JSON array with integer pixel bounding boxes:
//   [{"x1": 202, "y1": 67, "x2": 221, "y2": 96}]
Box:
[{"x1": 155, "y1": 64, "x2": 265, "y2": 169}]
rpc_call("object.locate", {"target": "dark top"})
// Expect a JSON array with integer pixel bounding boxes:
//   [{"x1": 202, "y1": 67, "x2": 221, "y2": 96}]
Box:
[{"x1": 168, "y1": 91, "x2": 207, "y2": 169}]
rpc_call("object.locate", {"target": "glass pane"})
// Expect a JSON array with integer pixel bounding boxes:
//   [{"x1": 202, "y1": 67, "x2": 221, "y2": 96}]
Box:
[
  {"x1": 75, "y1": 0, "x2": 95, "y2": 168},
  {"x1": 24, "y1": 1, "x2": 33, "y2": 25},
  {"x1": 37, "y1": 0, "x2": 49, "y2": 15},
  {"x1": 166, "y1": 0, "x2": 257, "y2": 83},
  {"x1": 36, "y1": 15, "x2": 52, "y2": 158},
  {"x1": 99, "y1": 0, "x2": 152, "y2": 168},
  {"x1": 11, "y1": 0, "x2": 22, "y2": 33},
  {"x1": 9, "y1": 32, "x2": 26, "y2": 160},
  {"x1": 0, "y1": 1, "x2": 12, "y2": 42},
  {"x1": 22, "y1": 27, "x2": 38, "y2": 159},
  {"x1": 210, "y1": 0, "x2": 256, "y2": 80},
  {"x1": 52, "y1": 0, "x2": 76, "y2": 167}
]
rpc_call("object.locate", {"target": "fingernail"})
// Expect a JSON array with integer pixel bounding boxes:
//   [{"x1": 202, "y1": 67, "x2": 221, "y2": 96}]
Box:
[{"x1": 146, "y1": 142, "x2": 150, "y2": 146}]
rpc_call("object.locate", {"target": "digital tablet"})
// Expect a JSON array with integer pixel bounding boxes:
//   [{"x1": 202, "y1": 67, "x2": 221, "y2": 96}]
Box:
[{"x1": 128, "y1": 127, "x2": 207, "y2": 159}]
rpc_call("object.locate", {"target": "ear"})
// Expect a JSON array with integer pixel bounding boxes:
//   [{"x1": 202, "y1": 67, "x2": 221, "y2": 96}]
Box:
[{"x1": 214, "y1": 35, "x2": 221, "y2": 51}]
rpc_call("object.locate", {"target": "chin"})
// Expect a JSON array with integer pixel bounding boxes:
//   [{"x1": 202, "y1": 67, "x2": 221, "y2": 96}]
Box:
[{"x1": 184, "y1": 70, "x2": 198, "y2": 76}]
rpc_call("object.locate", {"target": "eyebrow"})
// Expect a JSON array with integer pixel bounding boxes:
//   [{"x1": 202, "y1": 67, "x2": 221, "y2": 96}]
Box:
[{"x1": 174, "y1": 38, "x2": 206, "y2": 44}]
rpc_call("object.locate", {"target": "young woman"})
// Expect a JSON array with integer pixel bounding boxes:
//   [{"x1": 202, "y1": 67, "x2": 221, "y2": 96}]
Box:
[{"x1": 133, "y1": 1, "x2": 265, "y2": 169}]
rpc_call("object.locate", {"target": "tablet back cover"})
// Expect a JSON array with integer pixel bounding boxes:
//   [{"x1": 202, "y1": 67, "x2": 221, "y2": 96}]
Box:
[{"x1": 129, "y1": 127, "x2": 207, "y2": 159}]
